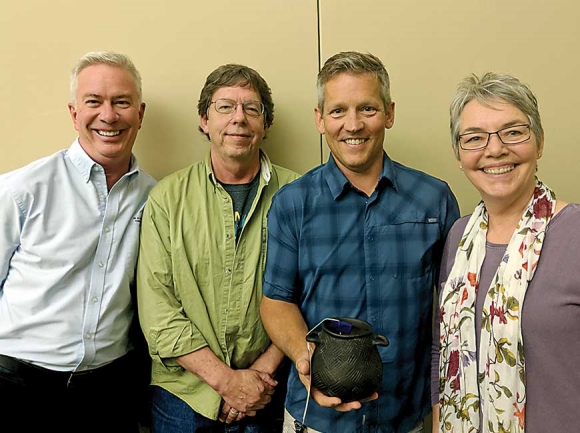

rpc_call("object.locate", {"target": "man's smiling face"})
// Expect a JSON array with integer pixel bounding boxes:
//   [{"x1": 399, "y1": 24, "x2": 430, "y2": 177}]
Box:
[{"x1": 68, "y1": 64, "x2": 145, "y2": 168}]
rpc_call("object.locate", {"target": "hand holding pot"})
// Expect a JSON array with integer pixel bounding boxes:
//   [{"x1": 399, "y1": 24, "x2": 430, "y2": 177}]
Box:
[
  {"x1": 295, "y1": 352, "x2": 376, "y2": 412},
  {"x1": 305, "y1": 318, "x2": 388, "y2": 404}
]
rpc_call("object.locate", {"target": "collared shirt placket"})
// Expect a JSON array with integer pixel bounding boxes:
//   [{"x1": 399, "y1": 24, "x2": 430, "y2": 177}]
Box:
[{"x1": 78, "y1": 165, "x2": 118, "y2": 369}]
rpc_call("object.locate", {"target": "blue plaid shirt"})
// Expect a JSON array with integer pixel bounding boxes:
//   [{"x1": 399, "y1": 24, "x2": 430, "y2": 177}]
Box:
[{"x1": 263, "y1": 154, "x2": 459, "y2": 432}]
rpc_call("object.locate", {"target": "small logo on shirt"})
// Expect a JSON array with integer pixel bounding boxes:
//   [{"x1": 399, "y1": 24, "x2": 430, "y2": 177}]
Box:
[
  {"x1": 132, "y1": 209, "x2": 144, "y2": 224},
  {"x1": 427, "y1": 218, "x2": 438, "y2": 223}
]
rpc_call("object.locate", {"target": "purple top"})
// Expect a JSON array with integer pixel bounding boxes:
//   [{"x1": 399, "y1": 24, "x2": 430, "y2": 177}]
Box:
[{"x1": 432, "y1": 203, "x2": 580, "y2": 432}]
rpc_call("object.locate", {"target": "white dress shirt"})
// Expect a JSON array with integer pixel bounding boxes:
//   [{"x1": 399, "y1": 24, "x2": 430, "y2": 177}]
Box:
[{"x1": 0, "y1": 140, "x2": 156, "y2": 371}]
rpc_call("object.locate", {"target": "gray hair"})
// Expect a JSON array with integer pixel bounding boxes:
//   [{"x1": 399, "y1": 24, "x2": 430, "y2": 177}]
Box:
[
  {"x1": 450, "y1": 72, "x2": 543, "y2": 157},
  {"x1": 317, "y1": 51, "x2": 391, "y2": 112},
  {"x1": 70, "y1": 51, "x2": 142, "y2": 106}
]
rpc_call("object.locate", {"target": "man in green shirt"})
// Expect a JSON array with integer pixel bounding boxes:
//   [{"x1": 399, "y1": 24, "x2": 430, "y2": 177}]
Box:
[{"x1": 137, "y1": 64, "x2": 299, "y2": 433}]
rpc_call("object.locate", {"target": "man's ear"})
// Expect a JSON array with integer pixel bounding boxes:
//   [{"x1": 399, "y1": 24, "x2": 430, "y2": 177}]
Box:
[
  {"x1": 68, "y1": 102, "x2": 80, "y2": 131},
  {"x1": 200, "y1": 114, "x2": 210, "y2": 134},
  {"x1": 384, "y1": 102, "x2": 395, "y2": 129},
  {"x1": 314, "y1": 107, "x2": 325, "y2": 134},
  {"x1": 138, "y1": 102, "x2": 146, "y2": 129}
]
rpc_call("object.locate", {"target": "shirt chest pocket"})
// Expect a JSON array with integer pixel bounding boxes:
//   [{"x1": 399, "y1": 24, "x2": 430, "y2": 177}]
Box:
[{"x1": 373, "y1": 214, "x2": 440, "y2": 279}]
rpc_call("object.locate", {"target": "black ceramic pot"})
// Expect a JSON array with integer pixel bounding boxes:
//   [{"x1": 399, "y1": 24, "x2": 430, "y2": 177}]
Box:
[{"x1": 305, "y1": 317, "x2": 388, "y2": 402}]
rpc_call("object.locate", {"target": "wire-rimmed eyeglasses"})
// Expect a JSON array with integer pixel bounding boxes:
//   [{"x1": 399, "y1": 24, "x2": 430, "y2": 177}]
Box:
[
  {"x1": 209, "y1": 98, "x2": 264, "y2": 117},
  {"x1": 458, "y1": 124, "x2": 531, "y2": 151}
]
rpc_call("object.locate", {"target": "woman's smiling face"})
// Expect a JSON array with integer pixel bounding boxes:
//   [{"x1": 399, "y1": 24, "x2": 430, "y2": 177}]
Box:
[{"x1": 458, "y1": 99, "x2": 543, "y2": 208}]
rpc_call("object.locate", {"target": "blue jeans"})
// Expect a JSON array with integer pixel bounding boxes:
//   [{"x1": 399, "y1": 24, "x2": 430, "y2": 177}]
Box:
[
  {"x1": 283, "y1": 409, "x2": 424, "y2": 433},
  {"x1": 151, "y1": 386, "x2": 277, "y2": 433}
]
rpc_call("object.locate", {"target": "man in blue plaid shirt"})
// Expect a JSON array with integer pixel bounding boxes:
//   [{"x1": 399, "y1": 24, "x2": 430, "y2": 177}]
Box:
[{"x1": 261, "y1": 51, "x2": 460, "y2": 433}]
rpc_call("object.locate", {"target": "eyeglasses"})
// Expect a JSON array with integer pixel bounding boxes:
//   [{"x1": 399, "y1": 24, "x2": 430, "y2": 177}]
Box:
[
  {"x1": 458, "y1": 124, "x2": 531, "y2": 151},
  {"x1": 209, "y1": 99, "x2": 264, "y2": 117}
]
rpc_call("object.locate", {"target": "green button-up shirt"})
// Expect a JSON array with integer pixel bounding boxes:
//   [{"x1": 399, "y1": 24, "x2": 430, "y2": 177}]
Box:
[{"x1": 137, "y1": 151, "x2": 299, "y2": 419}]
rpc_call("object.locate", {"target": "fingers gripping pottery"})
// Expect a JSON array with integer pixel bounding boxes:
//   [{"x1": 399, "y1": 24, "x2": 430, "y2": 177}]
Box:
[{"x1": 305, "y1": 317, "x2": 388, "y2": 402}]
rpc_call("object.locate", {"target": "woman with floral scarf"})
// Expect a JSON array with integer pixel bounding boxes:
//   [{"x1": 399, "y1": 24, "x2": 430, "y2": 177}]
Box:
[{"x1": 431, "y1": 73, "x2": 580, "y2": 432}]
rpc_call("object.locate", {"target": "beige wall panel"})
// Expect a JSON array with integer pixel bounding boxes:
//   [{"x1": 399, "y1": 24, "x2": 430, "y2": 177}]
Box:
[
  {"x1": 0, "y1": 0, "x2": 320, "y2": 179},
  {"x1": 319, "y1": 0, "x2": 580, "y2": 213}
]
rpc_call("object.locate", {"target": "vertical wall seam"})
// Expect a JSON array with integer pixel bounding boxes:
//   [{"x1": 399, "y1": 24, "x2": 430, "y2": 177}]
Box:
[{"x1": 317, "y1": 0, "x2": 323, "y2": 164}]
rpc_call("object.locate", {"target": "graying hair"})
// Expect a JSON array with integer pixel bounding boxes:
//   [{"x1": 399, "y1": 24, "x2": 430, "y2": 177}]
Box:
[
  {"x1": 450, "y1": 72, "x2": 543, "y2": 157},
  {"x1": 70, "y1": 51, "x2": 142, "y2": 106},
  {"x1": 197, "y1": 64, "x2": 274, "y2": 140},
  {"x1": 317, "y1": 51, "x2": 391, "y2": 112}
]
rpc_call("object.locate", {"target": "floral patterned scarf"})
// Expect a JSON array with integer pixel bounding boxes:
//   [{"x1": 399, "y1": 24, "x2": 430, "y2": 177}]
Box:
[{"x1": 438, "y1": 179, "x2": 555, "y2": 432}]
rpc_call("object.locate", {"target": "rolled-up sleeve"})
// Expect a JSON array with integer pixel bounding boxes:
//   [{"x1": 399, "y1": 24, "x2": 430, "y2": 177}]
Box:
[{"x1": 137, "y1": 192, "x2": 207, "y2": 367}]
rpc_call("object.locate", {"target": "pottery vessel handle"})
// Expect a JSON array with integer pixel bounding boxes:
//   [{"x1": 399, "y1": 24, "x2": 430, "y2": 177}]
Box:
[
  {"x1": 372, "y1": 334, "x2": 389, "y2": 347},
  {"x1": 305, "y1": 331, "x2": 321, "y2": 344}
]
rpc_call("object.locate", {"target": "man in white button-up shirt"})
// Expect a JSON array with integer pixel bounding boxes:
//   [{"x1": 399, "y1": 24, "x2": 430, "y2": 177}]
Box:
[{"x1": 0, "y1": 51, "x2": 156, "y2": 433}]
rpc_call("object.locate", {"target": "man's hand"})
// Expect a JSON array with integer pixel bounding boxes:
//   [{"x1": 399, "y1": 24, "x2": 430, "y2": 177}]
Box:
[
  {"x1": 218, "y1": 368, "x2": 277, "y2": 414},
  {"x1": 218, "y1": 401, "x2": 246, "y2": 424},
  {"x1": 260, "y1": 299, "x2": 374, "y2": 412},
  {"x1": 176, "y1": 348, "x2": 278, "y2": 417},
  {"x1": 295, "y1": 354, "x2": 376, "y2": 412}
]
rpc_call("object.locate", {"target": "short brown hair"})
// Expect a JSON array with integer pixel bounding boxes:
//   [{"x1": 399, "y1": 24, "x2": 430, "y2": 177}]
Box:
[
  {"x1": 317, "y1": 51, "x2": 391, "y2": 112},
  {"x1": 197, "y1": 64, "x2": 274, "y2": 140}
]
